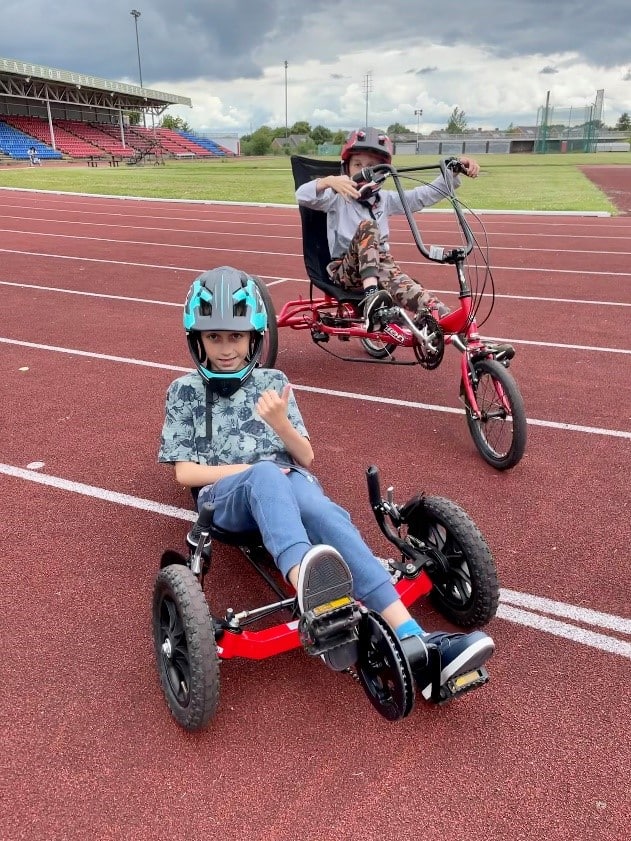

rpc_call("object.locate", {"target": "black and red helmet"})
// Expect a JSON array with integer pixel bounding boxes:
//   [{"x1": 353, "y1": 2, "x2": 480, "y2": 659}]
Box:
[{"x1": 340, "y1": 127, "x2": 393, "y2": 173}]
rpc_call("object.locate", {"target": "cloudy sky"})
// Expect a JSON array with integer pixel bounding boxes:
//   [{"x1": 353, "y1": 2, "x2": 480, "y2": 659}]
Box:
[{"x1": 2, "y1": 1, "x2": 630, "y2": 135}]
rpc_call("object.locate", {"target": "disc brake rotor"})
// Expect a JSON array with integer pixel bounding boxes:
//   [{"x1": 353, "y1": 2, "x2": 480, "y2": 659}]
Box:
[{"x1": 355, "y1": 612, "x2": 415, "y2": 721}]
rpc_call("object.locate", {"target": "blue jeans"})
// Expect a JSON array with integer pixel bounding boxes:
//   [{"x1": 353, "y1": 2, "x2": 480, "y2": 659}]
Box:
[{"x1": 197, "y1": 461, "x2": 398, "y2": 613}]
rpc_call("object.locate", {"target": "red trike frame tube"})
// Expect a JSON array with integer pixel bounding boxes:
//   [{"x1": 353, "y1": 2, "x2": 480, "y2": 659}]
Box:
[{"x1": 216, "y1": 570, "x2": 434, "y2": 660}]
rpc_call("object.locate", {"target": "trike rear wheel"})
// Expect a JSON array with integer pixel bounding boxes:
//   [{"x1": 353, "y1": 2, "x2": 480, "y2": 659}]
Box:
[
  {"x1": 464, "y1": 358, "x2": 527, "y2": 470},
  {"x1": 252, "y1": 275, "x2": 279, "y2": 368},
  {"x1": 152, "y1": 564, "x2": 219, "y2": 731},
  {"x1": 360, "y1": 337, "x2": 398, "y2": 359},
  {"x1": 403, "y1": 495, "x2": 499, "y2": 627}
]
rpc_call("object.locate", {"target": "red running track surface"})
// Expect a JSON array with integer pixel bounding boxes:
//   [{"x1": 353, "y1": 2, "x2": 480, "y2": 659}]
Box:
[{"x1": 0, "y1": 173, "x2": 630, "y2": 841}]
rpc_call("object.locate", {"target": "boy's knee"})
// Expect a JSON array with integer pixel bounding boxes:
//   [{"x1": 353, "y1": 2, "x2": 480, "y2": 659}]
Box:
[{"x1": 356, "y1": 219, "x2": 379, "y2": 237}]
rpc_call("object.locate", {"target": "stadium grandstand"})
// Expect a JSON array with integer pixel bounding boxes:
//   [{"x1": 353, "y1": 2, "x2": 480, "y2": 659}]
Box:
[{"x1": 0, "y1": 55, "x2": 235, "y2": 164}]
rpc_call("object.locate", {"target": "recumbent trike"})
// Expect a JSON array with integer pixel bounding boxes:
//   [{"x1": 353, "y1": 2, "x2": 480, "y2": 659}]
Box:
[
  {"x1": 152, "y1": 465, "x2": 499, "y2": 731},
  {"x1": 255, "y1": 155, "x2": 527, "y2": 471}
]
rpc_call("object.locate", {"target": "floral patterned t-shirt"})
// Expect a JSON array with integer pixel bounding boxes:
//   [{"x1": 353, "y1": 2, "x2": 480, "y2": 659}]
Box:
[{"x1": 158, "y1": 368, "x2": 308, "y2": 469}]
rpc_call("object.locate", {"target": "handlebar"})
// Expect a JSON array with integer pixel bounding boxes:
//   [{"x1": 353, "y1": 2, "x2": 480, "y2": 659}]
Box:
[{"x1": 352, "y1": 158, "x2": 475, "y2": 263}]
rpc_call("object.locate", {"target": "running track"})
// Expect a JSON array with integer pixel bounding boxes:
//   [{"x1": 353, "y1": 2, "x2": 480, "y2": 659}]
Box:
[{"x1": 0, "y1": 175, "x2": 629, "y2": 841}]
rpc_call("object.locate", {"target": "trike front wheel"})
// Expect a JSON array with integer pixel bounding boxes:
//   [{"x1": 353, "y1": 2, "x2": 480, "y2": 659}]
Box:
[
  {"x1": 463, "y1": 358, "x2": 527, "y2": 470},
  {"x1": 402, "y1": 495, "x2": 499, "y2": 628},
  {"x1": 152, "y1": 564, "x2": 219, "y2": 731}
]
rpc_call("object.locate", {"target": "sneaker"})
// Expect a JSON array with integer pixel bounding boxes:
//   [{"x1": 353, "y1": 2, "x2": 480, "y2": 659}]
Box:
[
  {"x1": 297, "y1": 545, "x2": 358, "y2": 671},
  {"x1": 416, "y1": 630, "x2": 495, "y2": 700},
  {"x1": 359, "y1": 288, "x2": 394, "y2": 330},
  {"x1": 297, "y1": 545, "x2": 353, "y2": 614}
]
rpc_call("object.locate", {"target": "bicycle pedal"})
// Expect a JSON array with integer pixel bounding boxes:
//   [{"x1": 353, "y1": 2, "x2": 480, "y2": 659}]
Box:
[
  {"x1": 431, "y1": 666, "x2": 489, "y2": 705},
  {"x1": 298, "y1": 596, "x2": 362, "y2": 656}
]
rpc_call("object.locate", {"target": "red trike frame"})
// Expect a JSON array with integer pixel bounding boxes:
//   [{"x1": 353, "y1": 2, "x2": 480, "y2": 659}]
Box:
[{"x1": 215, "y1": 569, "x2": 433, "y2": 660}]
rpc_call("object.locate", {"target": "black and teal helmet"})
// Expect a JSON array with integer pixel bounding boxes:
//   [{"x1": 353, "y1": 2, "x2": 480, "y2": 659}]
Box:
[{"x1": 183, "y1": 266, "x2": 268, "y2": 394}]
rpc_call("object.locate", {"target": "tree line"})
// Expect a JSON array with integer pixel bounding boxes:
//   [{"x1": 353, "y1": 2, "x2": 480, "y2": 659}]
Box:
[{"x1": 157, "y1": 110, "x2": 631, "y2": 156}]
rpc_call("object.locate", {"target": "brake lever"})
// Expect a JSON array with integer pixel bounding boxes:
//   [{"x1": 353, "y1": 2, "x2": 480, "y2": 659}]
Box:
[
  {"x1": 444, "y1": 156, "x2": 468, "y2": 176},
  {"x1": 352, "y1": 167, "x2": 388, "y2": 199}
]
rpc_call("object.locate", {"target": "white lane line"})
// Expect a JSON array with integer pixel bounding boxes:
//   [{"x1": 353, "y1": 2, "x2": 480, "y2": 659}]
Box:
[
  {"x1": 0, "y1": 463, "x2": 196, "y2": 522},
  {"x1": 500, "y1": 588, "x2": 631, "y2": 634},
  {"x1": 497, "y1": 605, "x2": 631, "y2": 659},
  {"x1": 1, "y1": 462, "x2": 628, "y2": 658},
  {"x1": 2, "y1": 278, "x2": 631, "y2": 312},
  {"x1": 1, "y1": 282, "x2": 630, "y2": 358},
  {"x1": 2, "y1": 245, "x2": 631, "y2": 279},
  {"x1": 2, "y1": 336, "x2": 631, "y2": 439}
]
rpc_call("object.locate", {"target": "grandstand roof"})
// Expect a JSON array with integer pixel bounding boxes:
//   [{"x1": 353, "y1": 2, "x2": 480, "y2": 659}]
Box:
[{"x1": 0, "y1": 55, "x2": 191, "y2": 114}]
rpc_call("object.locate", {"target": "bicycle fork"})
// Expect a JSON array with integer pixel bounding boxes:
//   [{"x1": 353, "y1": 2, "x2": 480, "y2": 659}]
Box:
[{"x1": 454, "y1": 335, "x2": 512, "y2": 418}]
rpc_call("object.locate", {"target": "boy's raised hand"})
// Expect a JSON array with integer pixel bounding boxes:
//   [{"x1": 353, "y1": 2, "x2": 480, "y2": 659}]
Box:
[{"x1": 256, "y1": 384, "x2": 292, "y2": 428}]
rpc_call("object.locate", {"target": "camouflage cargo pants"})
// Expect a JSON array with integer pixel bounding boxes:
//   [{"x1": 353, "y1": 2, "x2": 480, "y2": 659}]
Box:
[{"x1": 327, "y1": 219, "x2": 441, "y2": 317}]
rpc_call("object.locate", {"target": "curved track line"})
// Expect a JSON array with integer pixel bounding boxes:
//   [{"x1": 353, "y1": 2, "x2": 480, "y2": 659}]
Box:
[
  {"x1": 2, "y1": 279, "x2": 631, "y2": 311},
  {"x1": 1, "y1": 461, "x2": 628, "y2": 658}
]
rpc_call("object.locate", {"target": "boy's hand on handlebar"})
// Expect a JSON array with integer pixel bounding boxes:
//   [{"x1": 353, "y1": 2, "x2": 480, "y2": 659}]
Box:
[{"x1": 458, "y1": 157, "x2": 480, "y2": 178}]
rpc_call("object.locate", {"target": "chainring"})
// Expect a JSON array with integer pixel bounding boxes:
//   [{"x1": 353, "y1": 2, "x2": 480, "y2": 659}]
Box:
[
  {"x1": 413, "y1": 312, "x2": 445, "y2": 370},
  {"x1": 355, "y1": 611, "x2": 415, "y2": 721}
]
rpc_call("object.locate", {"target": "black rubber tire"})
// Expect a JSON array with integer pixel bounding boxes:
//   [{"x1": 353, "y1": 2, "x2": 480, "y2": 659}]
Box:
[
  {"x1": 360, "y1": 337, "x2": 398, "y2": 359},
  {"x1": 152, "y1": 565, "x2": 219, "y2": 731},
  {"x1": 464, "y1": 358, "x2": 527, "y2": 470},
  {"x1": 252, "y1": 275, "x2": 279, "y2": 368},
  {"x1": 405, "y1": 495, "x2": 499, "y2": 627}
]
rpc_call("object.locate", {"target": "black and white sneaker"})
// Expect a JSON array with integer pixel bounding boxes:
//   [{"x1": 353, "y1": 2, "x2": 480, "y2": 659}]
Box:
[
  {"x1": 359, "y1": 288, "x2": 393, "y2": 331},
  {"x1": 297, "y1": 545, "x2": 359, "y2": 671},
  {"x1": 297, "y1": 545, "x2": 353, "y2": 613},
  {"x1": 416, "y1": 630, "x2": 495, "y2": 700}
]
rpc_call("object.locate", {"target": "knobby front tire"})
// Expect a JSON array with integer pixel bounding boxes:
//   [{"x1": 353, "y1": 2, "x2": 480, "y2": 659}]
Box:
[
  {"x1": 152, "y1": 565, "x2": 220, "y2": 731},
  {"x1": 405, "y1": 495, "x2": 499, "y2": 628}
]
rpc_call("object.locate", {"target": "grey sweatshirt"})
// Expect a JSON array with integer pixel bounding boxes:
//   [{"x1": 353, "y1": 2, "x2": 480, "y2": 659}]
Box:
[{"x1": 295, "y1": 172, "x2": 459, "y2": 258}]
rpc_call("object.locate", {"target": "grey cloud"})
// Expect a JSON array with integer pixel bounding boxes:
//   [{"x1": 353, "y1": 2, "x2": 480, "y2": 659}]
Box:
[{"x1": 0, "y1": 0, "x2": 630, "y2": 89}]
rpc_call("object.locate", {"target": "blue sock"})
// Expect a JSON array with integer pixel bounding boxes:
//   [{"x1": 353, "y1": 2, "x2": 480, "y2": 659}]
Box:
[{"x1": 395, "y1": 618, "x2": 425, "y2": 640}]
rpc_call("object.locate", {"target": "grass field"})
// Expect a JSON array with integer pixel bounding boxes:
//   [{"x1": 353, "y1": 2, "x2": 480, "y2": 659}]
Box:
[{"x1": 1, "y1": 151, "x2": 629, "y2": 212}]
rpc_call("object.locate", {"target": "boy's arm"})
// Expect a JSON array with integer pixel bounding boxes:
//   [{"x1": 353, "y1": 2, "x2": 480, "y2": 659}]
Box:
[
  {"x1": 296, "y1": 175, "x2": 359, "y2": 208},
  {"x1": 174, "y1": 461, "x2": 252, "y2": 488}
]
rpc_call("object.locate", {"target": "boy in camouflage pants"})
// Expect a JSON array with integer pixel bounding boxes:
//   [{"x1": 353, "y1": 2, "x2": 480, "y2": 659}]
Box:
[{"x1": 295, "y1": 127, "x2": 479, "y2": 329}]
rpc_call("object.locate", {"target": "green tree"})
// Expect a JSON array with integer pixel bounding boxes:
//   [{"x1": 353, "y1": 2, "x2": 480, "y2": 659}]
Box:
[
  {"x1": 160, "y1": 114, "x2": 192, "y2": 132},
  {"x1": 310, "y1": 125, "x2": 333, "y2": 145},
  {"x1": 240, "y1": 125, "x2": 274, "y2": 156},
  {"x1": 387, "y1": 122, "x2": 408, "y2": 135},
  {"x1": 290, "y1": 120, "x2": 312, "y2": 135},
  {"x1": 446, "y1": 107, "x2": 467, "y2": 134},
  {"x1": 615, "y1": 112, "x2": 631, "y2": 131},
  {"x1": 332, "y1": 130, "x2": 347, "y2": 145}
]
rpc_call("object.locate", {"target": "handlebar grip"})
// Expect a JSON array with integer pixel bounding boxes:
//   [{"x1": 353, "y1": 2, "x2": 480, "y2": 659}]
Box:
[
  {"x1": 197, "y1": 502, "x2": 216, "y2": 531},
  {"x1": 366, "y1": 465, "x2": 382, "y2": 508},
  {"x1": 445, "y1": 156, "x2": 467, "y2": 175}
]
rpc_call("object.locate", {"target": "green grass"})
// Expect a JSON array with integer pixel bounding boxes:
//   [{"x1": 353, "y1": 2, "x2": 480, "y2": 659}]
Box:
[{"x1": 1, "y1": 151, "x2": 629, "y2": 212}]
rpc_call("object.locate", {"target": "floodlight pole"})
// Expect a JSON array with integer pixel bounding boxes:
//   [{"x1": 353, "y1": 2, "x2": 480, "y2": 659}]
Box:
[
  {"x1": 414, "y1": 108, "x2": 423, "y2": 153},
  {"x1": 284, "y1": 60, "x2": 288, "y2": 138},
  {"x1": 130, "y1": 9, "x2": 146, "y2": 127}
]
